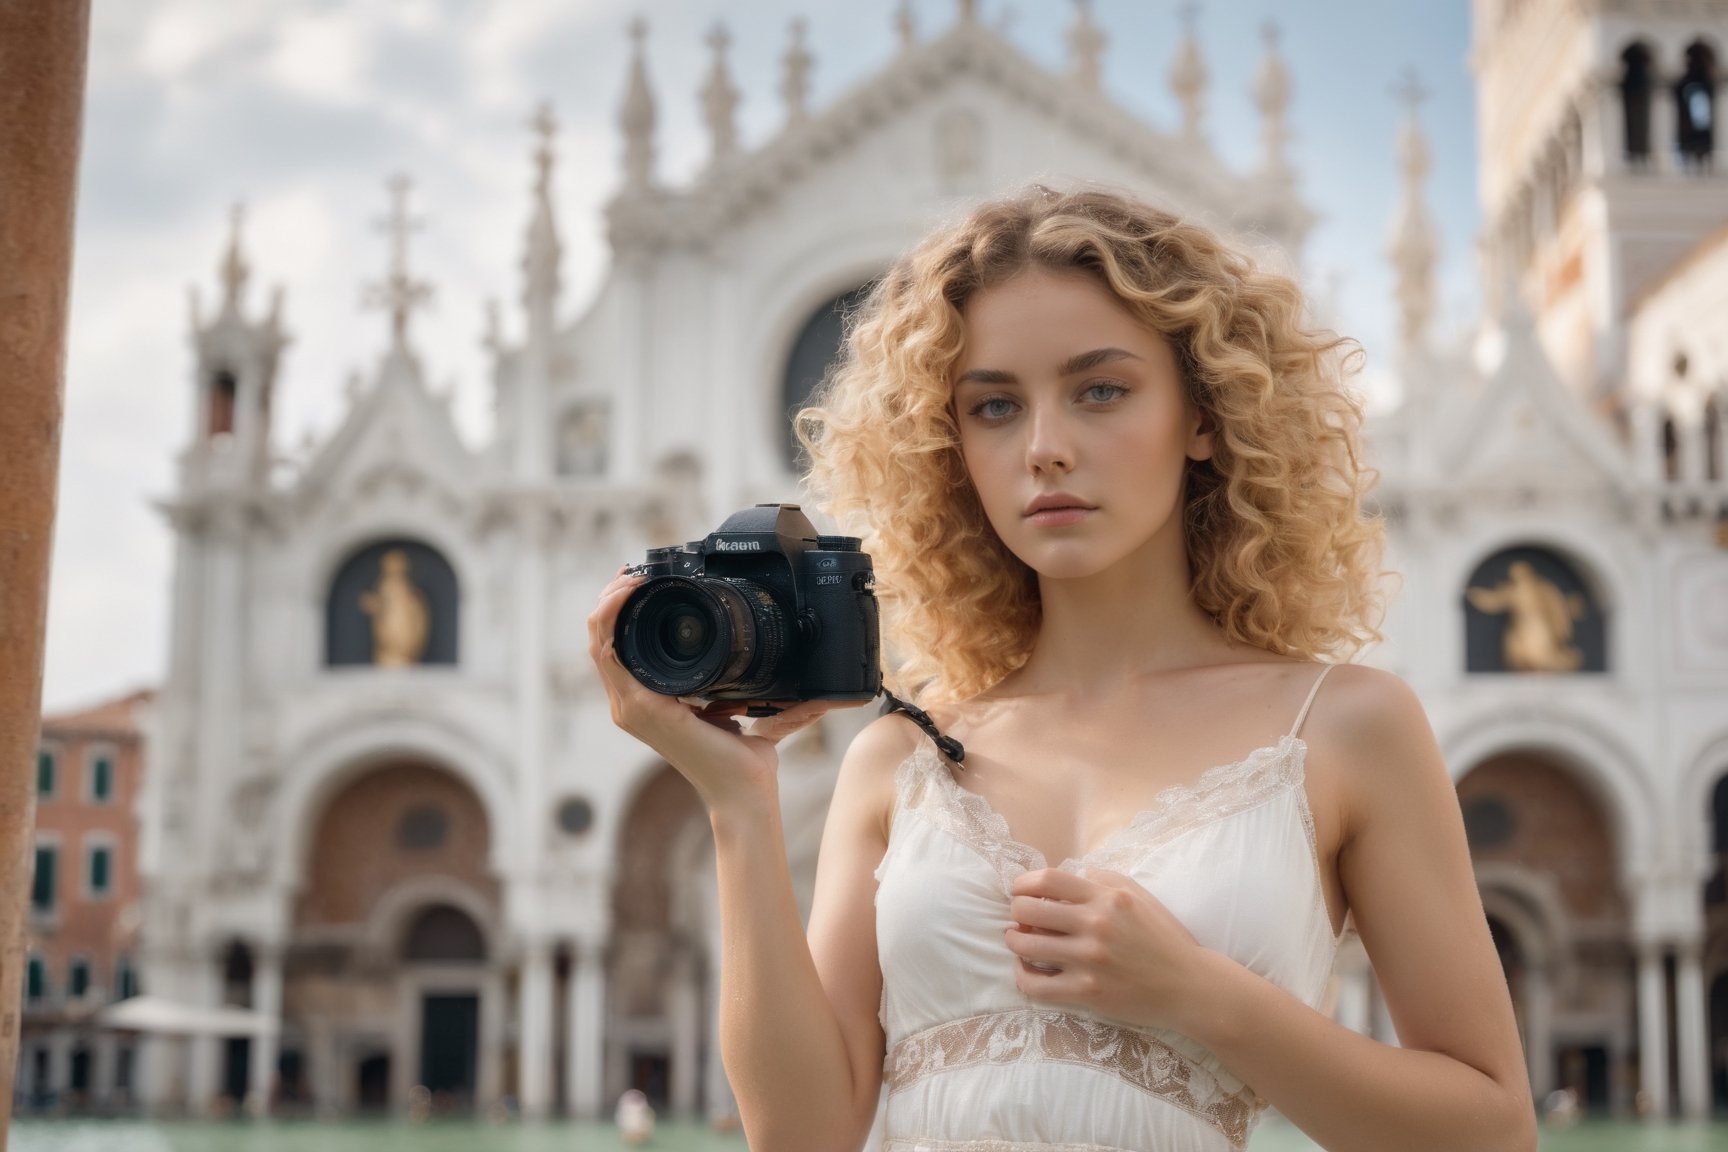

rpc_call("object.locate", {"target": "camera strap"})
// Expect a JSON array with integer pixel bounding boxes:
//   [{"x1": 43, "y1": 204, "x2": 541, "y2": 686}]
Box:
[{"x1": 880, "y1": 691, "x2": 966, "y2": 767}]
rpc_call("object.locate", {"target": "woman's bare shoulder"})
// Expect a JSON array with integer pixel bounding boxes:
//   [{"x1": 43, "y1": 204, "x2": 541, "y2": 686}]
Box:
[{"x1": 1303, "y1": 663, "x2": 1445, "y2": 840}]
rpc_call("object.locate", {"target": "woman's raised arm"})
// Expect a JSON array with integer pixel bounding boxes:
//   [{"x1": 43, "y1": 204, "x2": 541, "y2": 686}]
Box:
[{"x1": 587, "y1": 568, "x2": 897, "y2": 1151}]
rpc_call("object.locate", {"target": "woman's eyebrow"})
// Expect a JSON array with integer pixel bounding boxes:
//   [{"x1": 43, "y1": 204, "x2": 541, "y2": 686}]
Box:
[{"x1": 954, "y1": 346, "x2": 1142, "y2": 387}]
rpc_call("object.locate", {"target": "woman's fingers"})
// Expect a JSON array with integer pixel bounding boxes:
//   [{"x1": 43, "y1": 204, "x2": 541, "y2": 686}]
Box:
[{"x1": 1008, "y1": 893, "x2": 1086, "y2": 934}]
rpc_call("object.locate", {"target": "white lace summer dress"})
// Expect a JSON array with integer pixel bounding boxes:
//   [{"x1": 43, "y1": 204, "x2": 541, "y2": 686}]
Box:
[{"x1": 873, "y1": 663, "x2": 1348, "y2": 1152}]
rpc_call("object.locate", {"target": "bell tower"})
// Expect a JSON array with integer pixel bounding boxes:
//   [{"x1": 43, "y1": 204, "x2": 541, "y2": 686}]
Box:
[
  {"x1": 1471, "y1": 0, "x2": 1724, "y2": 412},
  {"x1": 183, "y1": 206, "x2": 288, "y2": 489}
]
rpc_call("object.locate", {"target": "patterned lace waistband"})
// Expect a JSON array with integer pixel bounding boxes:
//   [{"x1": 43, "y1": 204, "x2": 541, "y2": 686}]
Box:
[{"x1": 884, "y1": 1007, "x2": 1265, "y2": 1150}]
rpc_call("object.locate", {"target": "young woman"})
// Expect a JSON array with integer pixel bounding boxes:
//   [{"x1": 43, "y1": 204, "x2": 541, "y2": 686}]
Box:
[{"x1": 588, "y1": 187, "x2": 1536, "y2": 1152}]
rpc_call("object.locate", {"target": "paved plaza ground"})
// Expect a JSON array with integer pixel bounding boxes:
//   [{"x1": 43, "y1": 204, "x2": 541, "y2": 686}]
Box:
[{"x1": 12, "y1": 1118, "x2": 1728, "y2": 1151}]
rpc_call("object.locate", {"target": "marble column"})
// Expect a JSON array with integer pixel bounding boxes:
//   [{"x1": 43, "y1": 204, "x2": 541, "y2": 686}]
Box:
[
  {"x1": 136, "y1": 1034, "x2": 175, "y2": 1112},
  {"x1": 669, "y1": 949, "x2": 701, "y2": 1116},
  {"x1": 565, "y1": 940, "x2": 606, "y2": 1117},
  {"x1": 518, "y1": 942, "x2": 555, "y2": 1118},
  {"x1": 478, "y1": 970, "x2": 506, "y2": 1107},
  {"x1": 93, "y1": 1032, "x2": 119, "y2": 1107},
  {"x1": 46, "y1": 1030, "x2": 72, "y2": 1100},
  {"x1": 1636, "y1": 941, "x2": 1671, "y2": 1118},
  {"x1": 1526, "y1": 964, "x2": 1555, "y2": 1102},
  {"x1": 247, "y1": 946, "x2": 283, "y2": 1117},
  {"x1": 1651, "y1": 82, "x2": 1677, "y2": 173},
  {"x1": 1677, "y1": 941, "x2": 1709, "y2": 1121}
]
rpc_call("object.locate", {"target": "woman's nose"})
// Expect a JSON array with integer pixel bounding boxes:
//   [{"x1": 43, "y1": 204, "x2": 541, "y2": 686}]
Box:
[{"x1": 1024, "y1": 404, "x2": 1074, "y2": 475}]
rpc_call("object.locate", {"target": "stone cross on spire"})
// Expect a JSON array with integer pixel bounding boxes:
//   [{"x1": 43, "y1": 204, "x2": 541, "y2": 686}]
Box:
[
  {"x1": 364, "y1": 173, "x2": 434, "y2": 352},
  {"x1": 619, "y1": 18, "x2": 658, "y2": 190},
  {"x1": 1169, "y1": 3, "x2": 1208, "y2": 143},
  {"x1": 1388, "y1": 69, "x2": 1437, "y2": 355},
  {"x1": 781, "y1": 18, "x2": 814, "y2": 124},
  {"x1": 1253, "y1": 23, "x2": 1292, "y2": 176},
  {"x1": 219, "y1": 203, "x2": 250, "y2": 313},
  {"x1": 1067, "y1": 0, "x2": 1107, "y2": 93},
  {"x1": 700, "y1": 22, "x2": 741, "y2": 166}
]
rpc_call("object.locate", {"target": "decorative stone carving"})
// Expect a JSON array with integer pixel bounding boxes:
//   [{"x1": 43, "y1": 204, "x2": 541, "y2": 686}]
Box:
[
  {"x1": 936, "y1": 107, "x2": 985, "y2": 193},
  {"x1": 700, "y1": 23, "x2": 741, "y2": 168},
  {"x1": 360, "y1": 549, "x2": 432, "y2": 667},
  {"x1": 781, "y1": 19, "x2": 813, "y2": 125}
]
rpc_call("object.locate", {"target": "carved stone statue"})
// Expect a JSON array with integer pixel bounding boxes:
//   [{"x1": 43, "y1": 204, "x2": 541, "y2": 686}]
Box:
[
  {"x1": 1467, "y1": 560, "x2": 1586, "y2": 672},
  {"x1": 359, "y1": 548, "x2": 430, "y2": 667}
]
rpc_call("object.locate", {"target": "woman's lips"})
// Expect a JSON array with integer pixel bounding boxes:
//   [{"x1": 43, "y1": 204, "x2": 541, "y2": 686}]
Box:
[{"x1": 1024, "y1": 506, "x2": 1094, "y2": 527}]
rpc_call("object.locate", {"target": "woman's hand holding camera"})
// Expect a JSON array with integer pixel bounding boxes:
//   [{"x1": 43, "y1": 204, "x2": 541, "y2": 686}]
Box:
[{"x1": 587, "y1": 566, "x2": 842, "y2": 815}]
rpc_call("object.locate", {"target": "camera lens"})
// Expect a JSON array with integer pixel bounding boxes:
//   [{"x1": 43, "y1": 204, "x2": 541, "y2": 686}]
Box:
[{"x1": 616, "y1": 575, "x2": 787, "y2": 697}]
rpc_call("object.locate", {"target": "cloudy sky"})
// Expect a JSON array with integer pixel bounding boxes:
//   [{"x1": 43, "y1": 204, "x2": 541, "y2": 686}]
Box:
[{"x1": 46, "y1": 0, "x2": 1478, "y2": 712}]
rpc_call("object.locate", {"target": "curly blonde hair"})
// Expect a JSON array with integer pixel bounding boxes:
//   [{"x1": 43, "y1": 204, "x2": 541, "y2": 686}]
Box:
[{"x1": 796, "y1": 185, "x2": 1385, "y2": 705}]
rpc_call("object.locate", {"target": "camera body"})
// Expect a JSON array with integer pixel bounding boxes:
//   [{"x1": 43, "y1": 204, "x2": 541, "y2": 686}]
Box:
[{"x1": 614, "y1": 503, "x2": 882, "y2": 705}]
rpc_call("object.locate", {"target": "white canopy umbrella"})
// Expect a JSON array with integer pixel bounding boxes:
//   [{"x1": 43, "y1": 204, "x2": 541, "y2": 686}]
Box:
[{"x1": 95, "y1": 995, "x2": 279, "y2": 1037}]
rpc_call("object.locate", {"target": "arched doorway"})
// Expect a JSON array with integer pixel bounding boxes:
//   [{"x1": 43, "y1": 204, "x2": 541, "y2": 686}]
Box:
[
  {"x1": 611, "y1": 764, "x2": 713, "y2": 1114},
  {"x1": 284, "y1": 759, "x2": 498, "y2": 1113},
  {"x1": 1460, "y1": 751, "x2": 1627, "y2": 1113}
]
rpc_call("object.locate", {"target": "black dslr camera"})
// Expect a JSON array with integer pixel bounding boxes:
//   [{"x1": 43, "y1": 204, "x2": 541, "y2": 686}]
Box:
[{"x1": 615, "y1": 504, "x2": 882, "y2": 710}]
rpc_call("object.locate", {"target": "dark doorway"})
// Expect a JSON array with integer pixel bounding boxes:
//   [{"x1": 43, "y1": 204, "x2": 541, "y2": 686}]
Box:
[
  {"x1": 420, "y1": 993, "x2": 479, "y2": 1103},
  {"x1": 223, "y1": 1036, "x2": 250, "y2": 1103},
  {"x1": 630, "y1": 1050, "x2": 670, "y2": 1109},
  {"x1": 1555, "y1": 1043, "x2": 1611, "y2": 1112},
  {"x1": 356, "y1": 1053, "x2": 390, "y2": 1111}
]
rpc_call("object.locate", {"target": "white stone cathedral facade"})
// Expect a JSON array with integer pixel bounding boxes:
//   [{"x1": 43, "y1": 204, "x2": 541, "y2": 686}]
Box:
[{"x1": 133, "y1": 0, "x2": 1728, "y2": 1127}]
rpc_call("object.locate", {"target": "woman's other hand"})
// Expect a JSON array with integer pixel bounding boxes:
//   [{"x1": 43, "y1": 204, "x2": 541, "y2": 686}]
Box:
[
  {"x1": 586, "y1": 566, "x2": 846, "y2": 813},
  {"x1": 1004, "y1": 867, "x2": 1218, "y2": 1033}
]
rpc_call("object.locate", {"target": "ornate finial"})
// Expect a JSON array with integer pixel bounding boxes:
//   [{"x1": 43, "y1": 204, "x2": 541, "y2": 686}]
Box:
[
  {"x1": 523, "y1": 102, "x2": 562, "y2": 324},
  {"x1": 1169, "y1": 4, "x2": 1208, "y2": 143},
  {"x1": 219, "y1": 203, "x2": 250, "y2": 313},
  {"x1": 619, "y1": 18, "x2": 658, "y2": 190},
  {"x1": 1388, "y1": 68, "x2": 1437, "y2": 355},
  {"x1": 958, "y1": 0, "x2": 978, "y2": 24},
  {"x1": 781, "y1": 18, "x2": 814, "y2": 125},
  {"x1": 531, "y1": 101, "x2": 557, "y2": 196},
  {"x1": 363, "y1": 173, "x2": 434, "y2": 352},
  {"x1": 483, "y1": 297, "x2": 502, "y2": 352},
  {"x1": 1253, "y1": 22, "x2": 1292, "y2": 175},
  {"x1": 1067, "y1": 0, "x2": 1106, "y2": 92},
  {"x1": 895, "y1": 0, "x2": 917, "y2": 51},
  {"x1": 700, "y1": 22, "x2": 741, "y2": 166}
]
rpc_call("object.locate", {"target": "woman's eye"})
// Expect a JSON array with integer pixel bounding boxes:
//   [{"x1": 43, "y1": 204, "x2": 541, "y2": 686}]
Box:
[
  {"x1": 1080, "y1": 380, "x2": 1127, "y2": 403},
  {"x1": 968, "y1": 396, "x2": 1018, "y2": 421}
]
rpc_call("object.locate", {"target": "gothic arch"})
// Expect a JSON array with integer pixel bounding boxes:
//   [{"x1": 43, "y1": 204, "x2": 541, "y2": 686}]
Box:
[
  {"x1": 272, "y1": 714, "x2": 515, "y2": 889},
  {"x1": 1620, "y1": 40, "x2": 1657, "y2": 163},
  {"x1": 307, "y1": 518, "x2": 475, "y2": 611},
  {"x1": 1454, "y1": 531, "x2": 1620, "y2": 615},
  {"x1": 361, "y1": 875, "x2": 499, "y2": 966},
  {"x1": 1677, "y1": 730, "x2": 1728, "y2": 868},
  {"x1": 1473, "y1": 861, "x2": 1574, "y2": 975},
  {"x1": 1440, "y1": 706, "x2": 1657, "y2": 886}
]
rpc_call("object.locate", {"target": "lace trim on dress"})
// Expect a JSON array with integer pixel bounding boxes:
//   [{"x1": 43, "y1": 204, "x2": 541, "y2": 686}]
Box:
[
  {"x1": 895, "y1": 738, "x2": 1305, "y2": 895},
  {"x1": 885, "y1": 1007, "x2": 1266, "y2": 1150}
]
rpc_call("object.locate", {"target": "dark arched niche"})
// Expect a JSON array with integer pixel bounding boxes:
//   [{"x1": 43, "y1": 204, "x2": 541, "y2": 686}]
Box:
[
  {"x1": 1463, "y1": 546, "x2": 1607, "y2": 674},
  {"x1": 780, "y1": 282, "x2": 878, "y2": 471},
  {"x1": 403, "y1": 904, "x2": 486, "y2": 963},
  {"x1": 325, "y1": 539, "x2": 459, "y2": 667}
]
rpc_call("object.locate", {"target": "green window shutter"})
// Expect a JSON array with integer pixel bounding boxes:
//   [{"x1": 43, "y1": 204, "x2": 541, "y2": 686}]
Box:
[
  {"x1": 36, "y1": 750, "x2": 53, "y2": 796},
  {"x1": 89, "y1": 846, "x2": 111, "y2": 894},
  {"x1": 31, "y1": 846, "x2": 56, "y2": 912},
  {"x1": 26, "y1": 957, "x2": 44, "y2": 1001},
  {"x1": 92, "y1": 756, "x2": 113, "y2": 801},
  {"x1": 69, "y1": 959, "x2": 89, "y2": 998},
  {"x1": 117, "y1": 957, "x2": 137, "y2": 1000}
]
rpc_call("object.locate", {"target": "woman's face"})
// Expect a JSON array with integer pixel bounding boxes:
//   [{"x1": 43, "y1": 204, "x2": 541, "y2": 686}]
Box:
[{"x1": 952, "y1": 266, "x2": 1213, "y2": 583}]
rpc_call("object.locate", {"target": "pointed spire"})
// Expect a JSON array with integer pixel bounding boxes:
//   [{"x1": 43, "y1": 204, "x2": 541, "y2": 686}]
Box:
[
  {"x1": 895, "y1": 1, "x2": 917, "y2": 51},
  {"x1": 1253, "y1": 23, "x2": 1292, "y2": 176},
  {"x1": 781, "y1": 18, "x2": 814, "y2": 125},
  {"x1": 619, "y1": 18, "x2": 658, "y2": 191},
  {"x1": 219, "y1": 204, "x2": 250, "y2": 314},
  {"x1": 700, "y1": 22, "x2": 741, "y2": 167},
  {"x1": 1067, "y1": 0, "x2": 1106, "y2": 93},
  {"x1": 1169, "y1": 4, "x2": 1208, "y2": 144},
  {"x1": 522, "y1": 101, "x2": 562, "y2": 331},
  {"x1": 1388, "y1": 70, "x2": 1437, "y2": 356},
  {"x1": 363, "y1": 173, "x2": 434, "y2": 353},
  {"x1": 958, "y1": 0, "x2": 978, "y2": 24}
]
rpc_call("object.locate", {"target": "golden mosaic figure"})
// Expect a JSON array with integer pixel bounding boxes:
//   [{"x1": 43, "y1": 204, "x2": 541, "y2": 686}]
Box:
[
  {"x1": 359, "y1": 548, "x2": 430, "y2": 667},
  {"x1": 1467, "y1": 560, "x2": 1586, "y2": 672}
]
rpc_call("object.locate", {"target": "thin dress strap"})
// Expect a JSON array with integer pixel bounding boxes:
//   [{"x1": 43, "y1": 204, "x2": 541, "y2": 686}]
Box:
[{"x1": 1286, "y1": 663, "x2": 1337, "y2": 740}]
